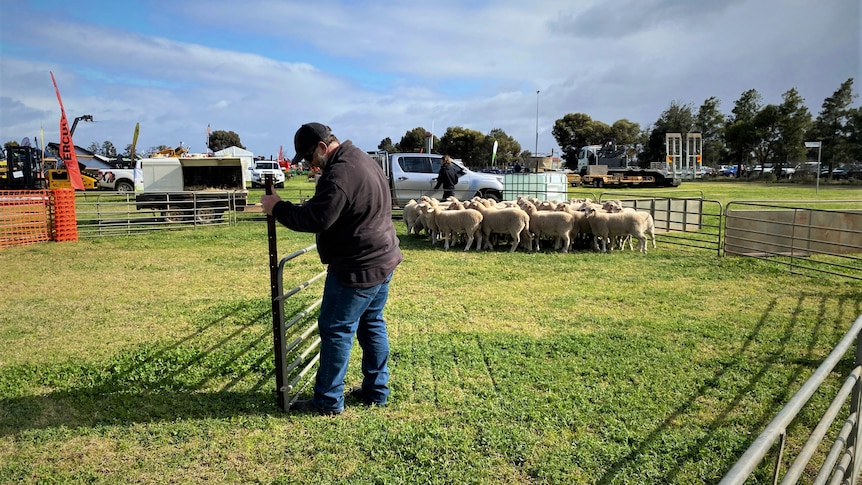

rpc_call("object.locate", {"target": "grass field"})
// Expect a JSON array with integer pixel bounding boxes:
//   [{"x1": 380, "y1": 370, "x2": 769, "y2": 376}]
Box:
[{"x1": 1, "y1": 181, "x2": 861, "y2": 484}]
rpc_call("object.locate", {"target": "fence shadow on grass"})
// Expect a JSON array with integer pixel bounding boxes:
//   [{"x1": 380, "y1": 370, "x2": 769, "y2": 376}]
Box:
[
  {"x1": 596, "y1": 293, "x2": 857, "y2": 484},
  {"x1": 0, "y1": 306, "x2": 284, "y2": 437}
]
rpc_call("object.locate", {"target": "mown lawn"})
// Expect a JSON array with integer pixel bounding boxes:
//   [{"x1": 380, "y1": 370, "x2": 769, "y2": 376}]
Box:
[{"x1": 0, "y1": 182, "x2": 860, "y2": 484}]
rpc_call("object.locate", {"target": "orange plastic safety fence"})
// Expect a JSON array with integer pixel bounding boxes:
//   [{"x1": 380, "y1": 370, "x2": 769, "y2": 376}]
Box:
[
  {"x1": 50, "y1": 188, "x2": 78, "y2": 242},
  {"x1": 0, "y1": 189, "x2": 78, "y2": 249}
]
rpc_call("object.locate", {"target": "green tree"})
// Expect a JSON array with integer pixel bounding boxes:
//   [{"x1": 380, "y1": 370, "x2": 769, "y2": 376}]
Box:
[
  {"x1": 396, "y1": 127, "x2": 432, "y2": 153},
  {"x1": 610, "y1": 119, "x2": 641, "y2": 160},
  {"x1": 438, "y1": 126, "x2": 485, "y2": 167},
  {"x1": 101, "y1": 140, "x2": 117, "y2": 158},
  {"x1": 774, "y1": 88, "x2": 811, "y2": 174},
  {"x1": 846, "y1": 106, "x2": 862, "y2": 163},
  {"x1": 208, "y1": 130, "x2": 244, "y2": 152},
  {"x1": 811, "y1": 78, "x2": 857, "y2": 175},
  {"x1": 724, "y1": 89, "x2": 762, "y2": 175},
  {"x1": 640, "y1": 101, "x2": 695, "y2": 167},
  {"x1": 610, "y1": 119, "x2": 640, "y2": 146},
  {"x1": 87, "y1": 142, "x2": 100, "y2": 154},
  {"x1": 751, "y1": 104, "x2": 781, "y2": 169},
  {"x1": 377, "y1": 137, "x2": 396, "y2": 153},
  {"x1": 695, "y1": 97, "x2": 726, "y2": 167},
  {"x1": 552, "y1": 113, "x2": 610, "y2": 167}
]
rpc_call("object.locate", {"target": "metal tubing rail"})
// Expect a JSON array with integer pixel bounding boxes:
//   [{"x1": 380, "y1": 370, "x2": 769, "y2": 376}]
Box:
[
  {"x1": 724, "y1": 200, "x2": 862, "y2": 281},
  {"x1": 270, "y1": 243, "x2": 325, "y2": 412},
  {"x1": 720, "y1": 315, "x2": 862, "y2": 484},
  {"x1": 596, "y1": 191, "x2": 723, "y2": 255},
  {"x1": 782, "y1": 367, "x2": 862, "y2": 483},
  {"x1": 75, "y1": 191, "x2": 241, "y2": 237},
  {"x1": 815, "y1": 414, "x2": 857, "y2": 484}
]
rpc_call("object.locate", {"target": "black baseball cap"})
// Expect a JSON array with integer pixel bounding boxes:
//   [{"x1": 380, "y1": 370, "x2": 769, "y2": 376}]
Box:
[{"x1": 292, "y1": 122, "x2": 332, "y2": 165}]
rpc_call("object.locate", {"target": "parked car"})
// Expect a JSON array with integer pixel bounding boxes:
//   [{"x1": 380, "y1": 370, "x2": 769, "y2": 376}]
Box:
[
  {"x1": 719, "y1": 165, "x2": 738, "y2": 177},
  {"x1": 249, "y1": 161, "x2": 285, "y2": 188},
  {"x1": 380, "y1": 153, "x2": 504, "y2": 206},
  {"x1": 822, "y1": 166, "x2": 848, "y2": 180}
]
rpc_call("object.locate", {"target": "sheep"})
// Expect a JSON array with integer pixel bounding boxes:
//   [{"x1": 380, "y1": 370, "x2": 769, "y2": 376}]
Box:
[
  {"x1": 422, "y1": 204, "x2": 484, "y2": 251},
  {"x1": 402, "y1": 199, "x2": 422, "y2": 236},
  {"x1": 446, "y1": 197, "x2": 466, "y2": 210},
  {"x1": 521, "y1": 201, "x2": 575, "y2": 252},
  {"x1": 495, "y1": 200, "x2": 519, "y2": 209},
  {"x1": 554, "y1": 202, "x2": 590, "y2": 250},
  {"x1": 601, "y1": 201, "x2": 657, "y2": 250},
  {"x1": 415, "y1": 198, "x2": 441, "y2": 244},
  {"x1": 465, "y1": 199, "x2": 531, "y2": 252},
  {"x1": 536, "y1": 200, "x2": 561, "y2": 211},
  {"x1": 581, "y1": 205, "x2": 650, "y2": 253}
]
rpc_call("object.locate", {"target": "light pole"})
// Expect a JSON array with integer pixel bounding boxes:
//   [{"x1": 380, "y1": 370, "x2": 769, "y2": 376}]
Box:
[
  {"x1": 805, "y1": 141, "x2": 822, "y2": 194},
  {"x1": 535, "y1": 90, "x2": 540, "y2": 155}
]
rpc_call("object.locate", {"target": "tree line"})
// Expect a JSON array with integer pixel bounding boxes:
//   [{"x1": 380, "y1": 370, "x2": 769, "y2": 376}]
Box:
[
  {"x1": 375, "y1": 78, "x2": 859, "y2": 175},
  {"x1": 551, "y1": 78, "x2": 859, "y2": 175},
  {"x1": 3, "y1": 130, "x2": 245, "y2": 161}
]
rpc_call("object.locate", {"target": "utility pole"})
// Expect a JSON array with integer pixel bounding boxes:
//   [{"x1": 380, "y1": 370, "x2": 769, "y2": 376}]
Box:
[{"x1": 535, "y1": 90, "x2": 540, "y2": 155}]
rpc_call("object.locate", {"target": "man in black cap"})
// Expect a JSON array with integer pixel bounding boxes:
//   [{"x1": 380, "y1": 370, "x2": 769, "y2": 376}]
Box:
[{"x1": 261, "y1": 123, "x2": 402, "y2": 415}]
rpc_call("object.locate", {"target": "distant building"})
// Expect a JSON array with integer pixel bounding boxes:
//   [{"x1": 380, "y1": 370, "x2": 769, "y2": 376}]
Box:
[
  {"x1": 215, "y1": 146, "x2": 254, "y2": 173},
  {"x1": 45, "y1": 142, "x2": 113, "y2": 170}
]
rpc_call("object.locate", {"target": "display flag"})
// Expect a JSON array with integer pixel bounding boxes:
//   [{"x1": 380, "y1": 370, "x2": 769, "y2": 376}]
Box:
[
  {"x1": 50, "y1": 71, "x2": 85, "y2": 190},
  {"x1": 130, "y1": 122, "x2": 140, "y2": 162},
  {"x1": 491, "y1": 140, "x2": 498, "y2": 166}
]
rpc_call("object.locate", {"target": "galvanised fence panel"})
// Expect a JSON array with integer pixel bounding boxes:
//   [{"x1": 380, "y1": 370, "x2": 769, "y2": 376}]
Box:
[
  {"x1": 74, "y1": 191, "x2": 241, "y2": 237},
  {"x1": 724, "y1": 200, "x2": 862, "y2": 281}
]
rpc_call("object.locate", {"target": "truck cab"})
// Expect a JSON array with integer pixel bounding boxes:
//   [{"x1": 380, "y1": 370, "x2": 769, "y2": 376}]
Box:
[
  {"x1": 370, "y1": 152, "x2": 505, "y2": 207},
  {"x1": 249, "y1": 160, "x2": 285, "y2": 188},
  {"x1": 575, "y1": 143, "x2": 681, "y2": 188},
  {"x1": 576, "y1": 144, "x2": 628, "y2": 175}
]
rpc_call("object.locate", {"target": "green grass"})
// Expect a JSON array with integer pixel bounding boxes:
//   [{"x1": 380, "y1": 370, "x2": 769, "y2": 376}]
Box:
[{"x1": 0, "y1": 183, "x2": 861, "y2": 484}]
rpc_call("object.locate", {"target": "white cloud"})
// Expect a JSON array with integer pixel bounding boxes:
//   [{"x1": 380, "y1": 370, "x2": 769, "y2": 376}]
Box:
[{"x1": 0, "y1": 0, "x2": 858, "y2": 160}]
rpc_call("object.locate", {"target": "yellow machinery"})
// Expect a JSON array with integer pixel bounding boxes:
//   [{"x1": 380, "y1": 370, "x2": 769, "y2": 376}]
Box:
[
  {"x1": 45, "y1": 167, "x2": 99, "y2": 190},
  {"x1": 152, "y1": 146, "x2": 189, "y2": 158},
  {"x1": 0, "y1": 146, "x2": 99, "y2": 190}
]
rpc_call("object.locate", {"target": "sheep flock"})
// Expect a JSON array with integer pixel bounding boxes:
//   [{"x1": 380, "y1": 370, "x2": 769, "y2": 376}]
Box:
[{"x1": 402, "y1": 195, "x2": 656, "y2": 254}]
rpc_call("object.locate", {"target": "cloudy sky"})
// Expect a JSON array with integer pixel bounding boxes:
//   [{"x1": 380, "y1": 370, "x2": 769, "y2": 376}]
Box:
[{"x1": 0, "y1": 0, "x2": 858, "y2": 161}]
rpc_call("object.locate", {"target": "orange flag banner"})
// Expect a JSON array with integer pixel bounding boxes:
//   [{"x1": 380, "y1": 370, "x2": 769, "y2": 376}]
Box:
[{"x1": 50, "y1": 71, "x2": 85, "y2": 190}]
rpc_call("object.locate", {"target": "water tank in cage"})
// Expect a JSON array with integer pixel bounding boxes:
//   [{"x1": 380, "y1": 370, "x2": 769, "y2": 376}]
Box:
[{"x1": 502, "y1": 172, "x2": 568, "y2": 202}]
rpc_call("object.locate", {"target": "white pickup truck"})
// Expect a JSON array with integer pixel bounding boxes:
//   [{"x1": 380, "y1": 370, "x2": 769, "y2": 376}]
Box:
[
  {"x1": 249, "y1": 160, "x2": 285, "y2": 188},
  {"x1": 368, "y1": 152, "x2": 504, "y2": 207},
  {"x1": 97, "y1": 166, "x2": 137, "y2": 192}
]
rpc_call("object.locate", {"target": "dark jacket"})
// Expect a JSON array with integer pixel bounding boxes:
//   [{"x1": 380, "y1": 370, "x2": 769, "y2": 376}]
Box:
[
  {"x1": 271, "y1": 140, "x2": 402, "y2": 287},
  {"x1": 434, "y1": 163, "x2": 459, "y2": 190}
]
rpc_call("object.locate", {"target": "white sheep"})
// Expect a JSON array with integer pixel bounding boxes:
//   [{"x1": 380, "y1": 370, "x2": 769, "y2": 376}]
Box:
[
  {"x1": 416, "y1": 198, "x2": 441, "y2": 244},
  {"x1": 521, "y1": 201, "x2": 575, "y2": 252},
  {"x1": 465, "y1": 199, "x2": 531, "y2": 252},
  {"x1": 581, "y1": 205, "x2": 650, "y2": 253},
  {"x1": 554, "y1": 202, "x2": 590, "y2": 249},
  {"x1": 402, "y1": 199, "x2": 422, "y2": 236},
  {"x1": 601, "y1": 201, "x2": 657, "y2": 250},
  {"x1": 422, "y1": 204, "x2": 484, "y2": 251}
]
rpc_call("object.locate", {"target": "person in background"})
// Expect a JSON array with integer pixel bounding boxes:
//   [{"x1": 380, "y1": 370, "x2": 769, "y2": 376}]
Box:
[
  {"x1": 261, "y1": 122, "x2": 402, "y2": 415},
  {"x1": 434, "y1": 155, "x2": 459, "y2": 200}
]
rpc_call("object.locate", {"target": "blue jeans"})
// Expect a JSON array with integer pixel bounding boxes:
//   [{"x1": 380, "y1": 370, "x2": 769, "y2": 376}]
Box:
[{"x1": 312, "y1": 271, "x2": 392, "y2": 412}]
